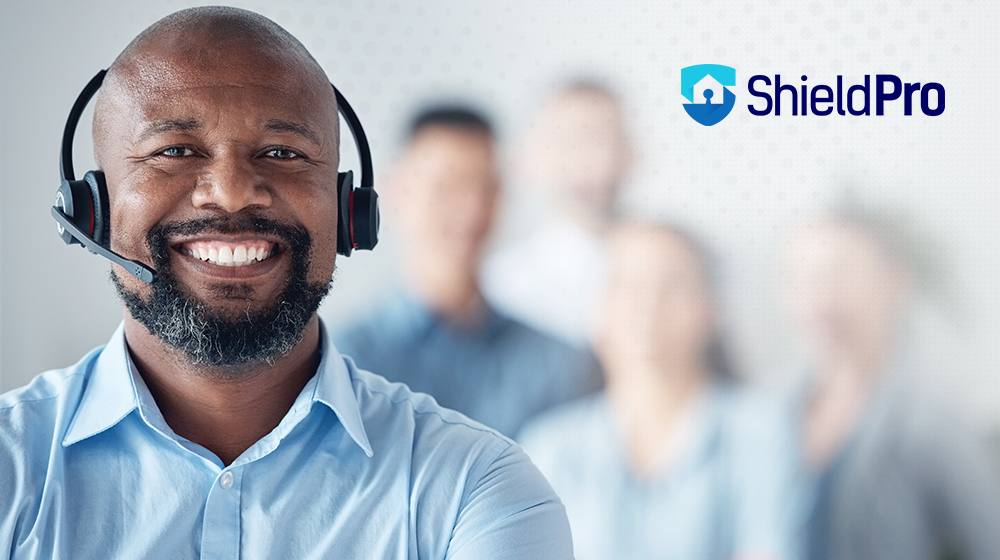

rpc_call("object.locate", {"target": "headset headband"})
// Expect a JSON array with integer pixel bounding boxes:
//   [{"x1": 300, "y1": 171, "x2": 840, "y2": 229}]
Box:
[{"x1": 60, "y1": 70, "x2": 374, "y2": 191}]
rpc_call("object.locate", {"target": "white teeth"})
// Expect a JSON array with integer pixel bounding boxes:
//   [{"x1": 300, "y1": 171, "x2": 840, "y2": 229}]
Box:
[{"x1": 186, "y1": 244, "x2": 271, "y2": 266}]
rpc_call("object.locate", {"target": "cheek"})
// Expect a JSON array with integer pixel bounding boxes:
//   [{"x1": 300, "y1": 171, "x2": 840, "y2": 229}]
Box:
[
  {"x1": 107, "y1": 173, "x2": 186, "y2": 257},
  {"x1": 301, "y1": 194, "x2": 340, "y2": 279}
]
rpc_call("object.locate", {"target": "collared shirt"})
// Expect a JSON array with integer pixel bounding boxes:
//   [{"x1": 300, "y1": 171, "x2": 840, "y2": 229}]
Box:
[
  {"x1": 0, "y1": 323, "x2": 573, "y2": 559},
  {"x1": 519, "y1": 387, "x2": 802, "y2": 560},
  {"x1": 332, "y1": 288, "x2": 602, "y2": 438},
  {"x1": 481, "y1": 218, "x2": 608, "y2": 348}
]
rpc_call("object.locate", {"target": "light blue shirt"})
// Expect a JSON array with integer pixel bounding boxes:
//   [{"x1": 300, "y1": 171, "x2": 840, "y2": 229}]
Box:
[
  {"x1": 333, "y1": 288, "x2": 602, "y2": 438},
  {"x1": 519, "y1": 387, "x2": 802, "y2": 560},
  {"x1": 0, "y1": 323, "x2": 573, "y2": 559}
]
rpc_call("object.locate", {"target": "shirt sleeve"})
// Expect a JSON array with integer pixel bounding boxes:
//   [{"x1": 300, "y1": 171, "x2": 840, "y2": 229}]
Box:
[
  {"x1": 444, "y1": 442, "x2": 575, "y2": 560},
  {"x1": 731, "y1": 397, "x2": 806, "y2": 560}
]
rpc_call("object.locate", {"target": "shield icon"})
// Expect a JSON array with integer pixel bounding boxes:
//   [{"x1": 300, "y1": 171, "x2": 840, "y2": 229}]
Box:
[{"x1": 681, "y1": 64, "x2": 736, "y2": 126}]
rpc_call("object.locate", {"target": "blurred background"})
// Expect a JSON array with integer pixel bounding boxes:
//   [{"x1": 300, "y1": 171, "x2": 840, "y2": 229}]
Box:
[
  {"x1": 0, "y1": 2, "x2": 994, "y2": 431},
  {"x1": 3, "y1": 0, "x2": 997, "y2": 430}
]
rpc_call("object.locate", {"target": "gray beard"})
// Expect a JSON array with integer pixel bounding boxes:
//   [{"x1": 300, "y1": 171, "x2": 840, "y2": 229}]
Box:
[{"x1": 113, "y1": 215, "x2": 332, "y2": 368}]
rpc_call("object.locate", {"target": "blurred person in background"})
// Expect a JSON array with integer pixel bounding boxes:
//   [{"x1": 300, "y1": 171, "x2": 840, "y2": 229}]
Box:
[
  {"x1": 333, "y1": 106, "x2": 602, "y2": 438},
  {"x1": 782, "y1": 208, "x2": 1000, "y2": 560},
  {"x1": 520, "y1": 222, "x2": 801, "y2": 560},
  {"x1": 481, "y1": 79, "x2": 633, "y2": 348}
]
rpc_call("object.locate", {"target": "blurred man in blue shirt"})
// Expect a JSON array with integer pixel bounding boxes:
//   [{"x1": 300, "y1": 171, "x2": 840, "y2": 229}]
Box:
[
  {"x1": 334, "y1": 107, "x2": 602, "y2": 438},
  {"x1": 0, "y1": 7, "x2": 573, "y2": 559}
]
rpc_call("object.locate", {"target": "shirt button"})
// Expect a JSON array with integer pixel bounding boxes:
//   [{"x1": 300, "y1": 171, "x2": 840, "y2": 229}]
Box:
[{"x1": 219, "y1": 471, "x2": 234, "y2": 489}]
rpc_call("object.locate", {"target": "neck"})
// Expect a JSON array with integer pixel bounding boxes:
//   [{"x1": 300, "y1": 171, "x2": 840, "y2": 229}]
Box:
[
  {"x1": 402, "y1": 260, "x2": 483, "y2": 324},
  {"x1": 820, "y1": 339, "x2": 893, "y2": 383},
  {"x1": 604, "y1": 357, "x2": 707, "y2": 477},
  {"x1": 802, "y1": 344, "x2": 893, "y2": 470},
  {"x1": 123, "y1": 314, "x2": 322, "y2": 466}
]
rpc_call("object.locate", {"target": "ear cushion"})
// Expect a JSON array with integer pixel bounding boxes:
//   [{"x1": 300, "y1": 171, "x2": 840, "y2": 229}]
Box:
[
  {"x1": 350, "y1": 187, "x2": 379, "y2": 251},
  {"x1": 336, "y1": 171, "x2": 353, "y2": 256},
  {"x1": 84, "y1": 170, "x2": 110, "y2": 247},
  {"x1": 54, "y1": 178, "x2": 96, "y2": 247}
]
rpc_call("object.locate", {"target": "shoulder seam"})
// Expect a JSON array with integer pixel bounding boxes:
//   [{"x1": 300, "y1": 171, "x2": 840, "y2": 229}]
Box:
[
  {"x1": 0, "y1": 370, "x2": 88, "y2": 412},
  {"x1": 352, "y1": 371, "x2": 514, "y2": 446}
]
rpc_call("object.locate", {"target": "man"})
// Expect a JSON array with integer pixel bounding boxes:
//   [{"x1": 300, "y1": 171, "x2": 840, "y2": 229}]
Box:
[
  {"x1": 481, "y1": 80, "x2": 633, "y2": 348},
  {"x1": 334, "y1": 107, "x2": 602, "y2": 438},
  {"x1": 0, "y1": 7, "x2": 573, "y2": 559},
  {"x1": 782, "y1": 208, "x2": 1000, "y2": 560}
]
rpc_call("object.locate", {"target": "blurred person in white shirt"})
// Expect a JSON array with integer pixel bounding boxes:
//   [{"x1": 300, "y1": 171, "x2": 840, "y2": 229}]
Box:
[{"x1": 481, "y1": 80, "x2": 633, "y2": 348}]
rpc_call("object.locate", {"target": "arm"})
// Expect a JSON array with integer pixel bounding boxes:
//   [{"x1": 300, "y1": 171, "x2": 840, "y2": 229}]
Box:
[
  {"x1": 445, "y1": 442, "x2": 574, "y2": 560},
  {"x1": 731, "y1": 398, "x2": 805, "y2": 560}
]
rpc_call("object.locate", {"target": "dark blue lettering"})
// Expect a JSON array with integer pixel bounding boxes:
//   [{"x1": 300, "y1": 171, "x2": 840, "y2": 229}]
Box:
[
  {"x1": 921, "y1": 83, "x2": 945, "y2": 116},
  {"x1": 811, "y1": 85, "x2": 834, "y2": 116},
  {"x1": 747, "y1": 75, "x2": 772, "y2": 116},
  {"x1": 847, "y1": 75, "x2": 870, "y2": 116},
  {"x1": 875, "y1": 74, "x2": 902, "y2": 115},
  {"x1": 775, "y1": 74, "x2": 798, "y2": 116}
]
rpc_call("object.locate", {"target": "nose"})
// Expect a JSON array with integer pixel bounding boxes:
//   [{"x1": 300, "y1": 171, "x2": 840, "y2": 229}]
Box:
[{"x1": 191, "y1": 152, "x2": 273, "y2": 213}]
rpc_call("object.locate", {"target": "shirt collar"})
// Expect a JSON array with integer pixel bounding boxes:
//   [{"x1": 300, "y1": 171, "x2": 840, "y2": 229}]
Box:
[
  {"x1": 64, "y1": 320, "x2": 373, "y2": 458},
  {"x1": 63, "y1": 322, "x2": 138, "y2": 446},
  {"x1": 315, "y1": 321, "x2": 373, "y2": 457}
]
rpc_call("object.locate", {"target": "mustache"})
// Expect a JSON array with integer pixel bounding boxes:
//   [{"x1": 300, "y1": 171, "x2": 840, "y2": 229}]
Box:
[{"x1": 146, "y1": 214, "x2": 312, "y2": 264}]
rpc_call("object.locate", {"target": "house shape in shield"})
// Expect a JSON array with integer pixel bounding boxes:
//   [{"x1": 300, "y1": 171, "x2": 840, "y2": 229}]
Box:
[{"x1": 693, "y1": 74, "x2": 724, "y2": 104}]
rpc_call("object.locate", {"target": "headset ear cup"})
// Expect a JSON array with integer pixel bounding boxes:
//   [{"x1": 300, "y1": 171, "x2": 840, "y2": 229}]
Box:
[
  {"x1": 336, "y1": 171, "x2": 353, "y2": 256},
  {"x1": 350, "y1": 187, "x2": 379, "y2": 251},
  {"x1": 54, "y1": 178, "x2": 98, "y2": 247},
  {"x1": 84, "y1": 170, "x2": 110, "y2": 247}
]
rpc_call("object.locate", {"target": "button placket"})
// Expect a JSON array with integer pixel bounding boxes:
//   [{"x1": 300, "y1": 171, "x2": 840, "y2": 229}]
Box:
[{"x1": 202, "y1": 466, "x2": 243, "y2": 559}]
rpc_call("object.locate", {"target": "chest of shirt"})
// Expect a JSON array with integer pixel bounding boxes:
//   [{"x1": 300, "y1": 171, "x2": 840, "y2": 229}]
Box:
[{"x1": 8, "y1": 408, "x2": 463, "y2": 560}]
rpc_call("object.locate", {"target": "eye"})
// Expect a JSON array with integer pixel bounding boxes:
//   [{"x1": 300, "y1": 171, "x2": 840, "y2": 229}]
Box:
[
  {"x1": 263, "y1": 147, "x2": 303, "y2": 160},
  {"x1": 156, "y1": 146, "x2": 196, "y2": 158}
]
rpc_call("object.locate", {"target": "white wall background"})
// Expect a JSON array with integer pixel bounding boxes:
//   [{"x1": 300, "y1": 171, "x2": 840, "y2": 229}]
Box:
[{"x1": 2, "y1": 0, "x2": 998, "y2": 429}]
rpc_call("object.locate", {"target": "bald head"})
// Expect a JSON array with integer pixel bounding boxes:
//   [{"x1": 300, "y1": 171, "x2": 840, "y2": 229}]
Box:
[{"x1": 94, "y1": 7, "x2": 337, "y2": 165}]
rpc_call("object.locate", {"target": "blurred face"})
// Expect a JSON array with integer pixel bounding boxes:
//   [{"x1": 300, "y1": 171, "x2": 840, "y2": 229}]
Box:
[
  {"x1": 96, "y1": 34, "x2": 340, "y2": 365},
  {"x1": 598, "y1": 227, "x2": 716, "y2": 374},
  {"x1": 527, "y1": 90, "x2": 631, "y2": 211},
  {"x1": 389, "y1": 127, "x2": 499, "y2": 270},
  {"x1": 783, "y1": 221, "x2": 909, "y2": 366}
]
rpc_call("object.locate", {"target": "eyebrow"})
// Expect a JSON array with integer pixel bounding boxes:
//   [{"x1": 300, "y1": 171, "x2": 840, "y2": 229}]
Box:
[
  {"x1": 264, "y1": 119, "x2": 321, "y2": 146},
  {"x1": 137, "y1": 118, "x2": 201, "y2": 143}
]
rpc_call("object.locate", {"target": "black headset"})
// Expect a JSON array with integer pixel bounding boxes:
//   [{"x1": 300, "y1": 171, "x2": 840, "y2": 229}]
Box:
[{"x1": 52, "y1": 70, "x2": 379, "y2": 284}]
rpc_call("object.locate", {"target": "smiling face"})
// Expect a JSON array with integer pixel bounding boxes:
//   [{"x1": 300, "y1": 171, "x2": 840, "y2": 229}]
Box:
[
  {"x1": 527, "y1": 88, "x2": 632, "y2": 214},
  {"x1": 94, "y1": 17, "x2": 340, "y2": 366},
  {"x1": 597, "y1": 225, "x2": 717, "y2": 378},
  {"x1": 782, "y1": 220, "x2": 910, "y2": 371},
  {"x1": 389, "y1": 126, "x2": 499, "y2": 272}
]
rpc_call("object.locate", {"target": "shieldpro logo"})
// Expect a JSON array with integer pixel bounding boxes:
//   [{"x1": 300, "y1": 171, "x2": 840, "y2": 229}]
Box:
[{"x1": 682, "y1": 64, "x2": 736, "y2": 126}]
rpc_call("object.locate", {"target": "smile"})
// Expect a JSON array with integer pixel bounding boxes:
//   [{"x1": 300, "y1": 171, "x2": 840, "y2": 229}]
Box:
[{"x1": 178, "y1": 240, "x2": 277, "y2": 267}]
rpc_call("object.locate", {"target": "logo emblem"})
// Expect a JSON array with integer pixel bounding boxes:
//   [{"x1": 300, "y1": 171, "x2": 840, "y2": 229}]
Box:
[{"x1": 681, "y1": 64, "x2": 736, "y2": 126}]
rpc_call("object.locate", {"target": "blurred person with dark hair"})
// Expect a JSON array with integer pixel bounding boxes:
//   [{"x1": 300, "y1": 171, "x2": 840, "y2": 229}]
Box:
[
  {"x1": 481, "y1": 80, "x2": 633, "y2": 348},
  {"x1": 783, "y1": 208, "x2": 1000, "y2": 560},
  {"x1": 520, "y1": 222, "x2": 801, "y2": 560},
  {"x1": 333, "y1": 105, "x2": 602, "y2": 438}
]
